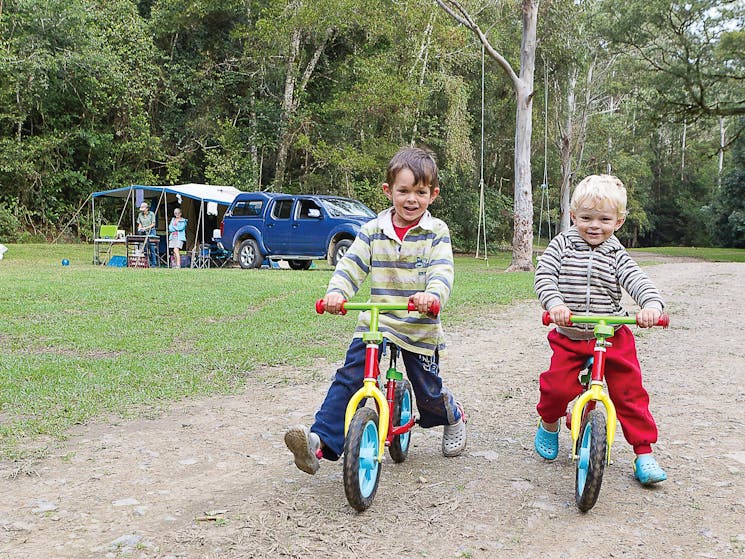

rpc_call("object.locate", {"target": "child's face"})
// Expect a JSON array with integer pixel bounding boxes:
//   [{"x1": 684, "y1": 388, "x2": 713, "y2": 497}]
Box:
[
  {"x1": 382, "y1": 168, "x2": 439, "y2": 227},
  {"x1": 570, "y1": 201, "x2": 625, "y2": 247}
]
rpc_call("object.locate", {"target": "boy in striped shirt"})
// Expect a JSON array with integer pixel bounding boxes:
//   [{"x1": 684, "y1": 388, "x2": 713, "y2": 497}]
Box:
[
  {"x1": 285, "y1": 146, "x2": 466, "y2": 474},
  {"x1": 534, "y1": 174, "x2": 667, "y2": 485}
]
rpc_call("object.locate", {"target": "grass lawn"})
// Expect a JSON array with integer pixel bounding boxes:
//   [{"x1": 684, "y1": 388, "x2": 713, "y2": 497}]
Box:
[{"x1": 0, "y1": 243, "x2": 533, "y2": 458}]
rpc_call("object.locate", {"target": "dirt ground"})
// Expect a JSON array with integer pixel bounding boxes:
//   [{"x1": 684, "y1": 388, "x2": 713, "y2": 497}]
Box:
[{"x1": 1, "y1": 259, "x2": 744, "y2": 559}]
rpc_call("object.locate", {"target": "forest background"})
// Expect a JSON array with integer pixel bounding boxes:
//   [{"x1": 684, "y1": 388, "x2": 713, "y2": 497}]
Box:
[{"x1": 0, "y1": 0, "x2": 743, "y2": 252}]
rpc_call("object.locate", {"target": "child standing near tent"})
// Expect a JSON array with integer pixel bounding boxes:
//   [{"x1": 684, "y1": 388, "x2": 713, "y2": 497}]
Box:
[
  {"x1": 533, "y1": 174, "x2": 667, "y2": 485},
  {"x1": 284, "y1": 146, "x2": 467, "y2": 474}
]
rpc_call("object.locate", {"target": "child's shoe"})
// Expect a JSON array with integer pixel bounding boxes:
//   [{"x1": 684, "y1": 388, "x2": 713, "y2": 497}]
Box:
[
  {"x1": 284, "y1": 425, "x2": 322, "y2": 474},
  {"x1": 442, "y1": 403, "x2": 467, "y2": 457},
  {"x1": 534, "y1": 420, "x2": 559, "y2": 460},
  {"x1": 633, "y1": 454, "x2": 667, "y2": 485}
]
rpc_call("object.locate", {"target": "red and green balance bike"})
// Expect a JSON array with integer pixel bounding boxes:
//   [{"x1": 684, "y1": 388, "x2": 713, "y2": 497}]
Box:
[
  {"x1": 316, "y1": 299, "x2": 440, "y2": 511},
  {"x1": 542, "y1": 311, "x2": 669, "y2": 512}
]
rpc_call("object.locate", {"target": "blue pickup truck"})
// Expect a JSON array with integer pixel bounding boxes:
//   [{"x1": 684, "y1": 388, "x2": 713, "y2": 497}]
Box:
[{"x1": 220, "y1": 192, "x2": 376, "y2": 269}]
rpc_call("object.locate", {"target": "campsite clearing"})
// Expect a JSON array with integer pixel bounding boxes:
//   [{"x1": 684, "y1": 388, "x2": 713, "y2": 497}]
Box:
[{"x1": 0, "y1": 257, "x2": 744, "y2": 558}]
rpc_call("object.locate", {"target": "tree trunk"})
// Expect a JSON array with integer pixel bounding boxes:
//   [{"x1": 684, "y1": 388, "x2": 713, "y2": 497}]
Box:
[
  {"x1": 435, "y1": 0, "x2": 538, "y2": 272},
  {"x1": 718, "y1": 116, "x2": 725, "y2": 188},
  {"x1": 274, "y1": 28, "x2": 332, "y2": 190},
  {"x1": 274, "y1": 28, "x2": 301, "y2": 191},
  {"x1": 681, "y1": 118, "x2": 687, "y2": 182},
  {"x1": 507, "y1": 0, "x2": 538, "y2": 271}
]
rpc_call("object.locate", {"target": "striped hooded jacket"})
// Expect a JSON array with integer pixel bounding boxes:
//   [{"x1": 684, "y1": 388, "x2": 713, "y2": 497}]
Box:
[
  {"x1": 326, "y1": 207, "x2": 453, "y2": 356},
  {"x1": 534, "y1": 228, "x2": 664, "y2": 340}
]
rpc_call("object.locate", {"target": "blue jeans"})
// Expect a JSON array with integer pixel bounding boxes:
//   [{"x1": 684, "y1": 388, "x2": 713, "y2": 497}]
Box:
[
  {"x1": 145, "y1": 237, "x2": 158, "y2": 267},
  {"x1": 311, "y1": 337, "x2": 461, "y2": 460}
]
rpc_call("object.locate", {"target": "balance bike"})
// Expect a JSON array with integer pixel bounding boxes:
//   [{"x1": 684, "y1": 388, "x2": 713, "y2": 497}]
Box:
[
  {"x1": 316, "y1": 299, "x2": 440, "y2": 511},
  {"x1": 542, "y1": 311, "x2": 669, "y2": 511}
]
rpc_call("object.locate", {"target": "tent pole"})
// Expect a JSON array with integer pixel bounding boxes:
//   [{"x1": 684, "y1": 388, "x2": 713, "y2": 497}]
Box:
[
  {"x1": 164, "y1": 192, "x2": 169, "y2": 268},
  {"x1": 131, "y1": 188, "x2": 136, "y2": 234}
]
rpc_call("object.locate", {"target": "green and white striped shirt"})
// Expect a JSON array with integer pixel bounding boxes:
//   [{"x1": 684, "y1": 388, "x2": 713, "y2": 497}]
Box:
[{"x1": 326, "y1": 207, "x2": 454, "y2": 356}]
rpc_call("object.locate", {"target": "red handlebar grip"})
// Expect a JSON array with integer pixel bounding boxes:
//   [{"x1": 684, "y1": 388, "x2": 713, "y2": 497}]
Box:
[
  {"x1": 315, "y1": 298, "x2": 348, "y2": 315},
  {"x1": 657, "y1": 314, "x2": 670, "y2": 328},
  {"x1": 406, "y1": 299, "x2": 440, "y2": 316},
  {"x1": 542, "y1": 311, "x2": 552, "y2": 326}
]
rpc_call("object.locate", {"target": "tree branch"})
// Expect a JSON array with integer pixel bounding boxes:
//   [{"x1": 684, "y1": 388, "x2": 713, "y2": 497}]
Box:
[{"x1": 435, "y1": 0, "x2": 521, "y2": 90}]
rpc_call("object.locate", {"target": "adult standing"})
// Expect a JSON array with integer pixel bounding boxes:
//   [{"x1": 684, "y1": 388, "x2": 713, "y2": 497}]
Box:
[
  {"x1": 168, "y1": 208, "x2": 187, "y2": 267},
  {"x1": 137, "y1": 202, "x2": 159, "y2": 267}
]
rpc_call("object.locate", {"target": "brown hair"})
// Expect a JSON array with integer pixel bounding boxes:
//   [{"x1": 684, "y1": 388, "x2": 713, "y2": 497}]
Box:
[{"x1": 386, "y1": 146, "x2": 439, "y2": 191}]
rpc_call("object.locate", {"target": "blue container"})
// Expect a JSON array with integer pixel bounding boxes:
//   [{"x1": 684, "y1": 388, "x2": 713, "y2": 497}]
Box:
[{"x1": 108, "y1": 255, "x2": 127, "y2": 267}]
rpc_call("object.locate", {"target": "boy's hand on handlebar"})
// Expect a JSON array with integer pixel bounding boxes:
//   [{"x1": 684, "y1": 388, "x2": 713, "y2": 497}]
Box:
[
  {"x1": 323, "y1": 292, "x2": 346, "y2": 315},
  {"x1": 636, "y1": 307, "x2": 661, "y2": 328},
  {"x1": 549, "y1": 304, "x2": 572, "y2": 327},
  {"x1": 409, "y1": 292, "x2": 439, "y2": 316}
]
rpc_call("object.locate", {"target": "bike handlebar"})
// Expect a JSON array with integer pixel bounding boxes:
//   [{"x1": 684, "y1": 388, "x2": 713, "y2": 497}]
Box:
[
  {"x1": 541, "y1": 311, "x2": 669, "y2": 328},
  {"x1": 316, "y1": 298, "x2": 440, "y2": 317}
]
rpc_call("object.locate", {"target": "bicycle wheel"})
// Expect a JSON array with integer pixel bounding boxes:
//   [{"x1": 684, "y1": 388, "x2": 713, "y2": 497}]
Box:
[
  {"x1": 388, "y1": 379, "x2": 413, "y2": 463},
  {"x1": 343, "y1": 407, "x2": 382, "y2": 511},
  {"x1": 575, "y1": 408, "x2": 607, "y2": 512}
]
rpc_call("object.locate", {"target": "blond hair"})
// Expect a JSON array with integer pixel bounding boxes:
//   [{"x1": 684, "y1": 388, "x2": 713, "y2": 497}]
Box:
[{"x1": 570, "y1": 174, "x2": 628, "y2": 217}]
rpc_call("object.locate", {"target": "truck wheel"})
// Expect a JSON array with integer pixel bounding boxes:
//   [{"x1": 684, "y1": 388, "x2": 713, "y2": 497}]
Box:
[
  {"x1": 237, "y1": 239, "x2": 262, "y2": 269},
  {"x1": 332, "y1": 239, "x2": 352, "y2": 266},
  {"x1": 288, "y1": 260, "x2": 312, "y2": 270}
]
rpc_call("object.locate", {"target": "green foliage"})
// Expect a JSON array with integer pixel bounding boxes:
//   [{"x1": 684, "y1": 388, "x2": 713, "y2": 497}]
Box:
[
  {"x1": 705, "y1": 122, "x2": 745, "y2": 247},
  {"x1": 0, "y1": 200, "x2": 22, "y2": 242},
  {"x1": 0, "y1": 0, "x2": 741, "y2": 251},
  {"x1": 599, "y1": 0, "x2": 744, "y2": 125}
]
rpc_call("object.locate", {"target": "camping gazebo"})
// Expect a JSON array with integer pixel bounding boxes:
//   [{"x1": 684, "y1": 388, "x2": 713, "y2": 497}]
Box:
[{"x1": 91, "y1": 183, "x2": 243, "y2": 267}]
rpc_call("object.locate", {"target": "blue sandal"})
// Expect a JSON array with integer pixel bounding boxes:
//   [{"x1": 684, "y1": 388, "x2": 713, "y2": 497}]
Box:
[
  {"x1": 633, "y1": 454, "x2": 667, "y2": 485},
  {"x1": 534, "y1": 421, "x2": 559, "y2": 460}
]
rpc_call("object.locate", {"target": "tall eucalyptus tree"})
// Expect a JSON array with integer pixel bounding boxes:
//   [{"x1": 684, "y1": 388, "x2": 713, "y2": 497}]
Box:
[{"x1": 436, "y1": 0, "x2": 539, "y2": 271}]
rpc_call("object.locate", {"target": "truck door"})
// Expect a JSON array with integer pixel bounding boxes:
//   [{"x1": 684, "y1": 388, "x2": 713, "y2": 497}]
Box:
[
  {"x1": 263, "y1": 198, "x2": 296, "y2": 253},
  {"x1": 291, "y1": 198, "x2": 326, "y2": 255}
]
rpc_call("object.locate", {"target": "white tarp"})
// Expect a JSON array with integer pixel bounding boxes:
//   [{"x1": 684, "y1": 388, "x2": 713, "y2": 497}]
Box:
[{"x1": 91, "y1": 183, "x2": 243, "y2": 205}]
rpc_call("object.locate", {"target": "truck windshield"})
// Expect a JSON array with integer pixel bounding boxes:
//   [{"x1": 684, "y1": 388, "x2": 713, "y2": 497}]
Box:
[{"x1": 321, "y1": 198, "x2": 376, "y2": 218}]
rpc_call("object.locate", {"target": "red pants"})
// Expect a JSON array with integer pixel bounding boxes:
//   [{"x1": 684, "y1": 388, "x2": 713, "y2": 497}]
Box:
[{"x1": 537, "y1": 326, "x2": 658, "y2": 455}]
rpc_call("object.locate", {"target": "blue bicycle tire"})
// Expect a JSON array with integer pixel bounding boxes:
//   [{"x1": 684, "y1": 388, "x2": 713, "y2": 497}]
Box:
[
  {"x1": 575, "y1": 409, "x2": 606, "y2": 512},
  {"x1": 343, "y1": 407, "x2": 381, "y2": 511},
  {"x1": 389, "y1": 379, "x2": 413, "y2": 463}
]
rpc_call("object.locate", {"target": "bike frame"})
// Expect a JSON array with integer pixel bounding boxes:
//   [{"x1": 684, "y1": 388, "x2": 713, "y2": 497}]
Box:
[
  {"x1": 316, "y1": 299, "x2": 439, "y2": 464},
  {"x1": 542, "y1": 312, "x2": 669, "y2": 465}
]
